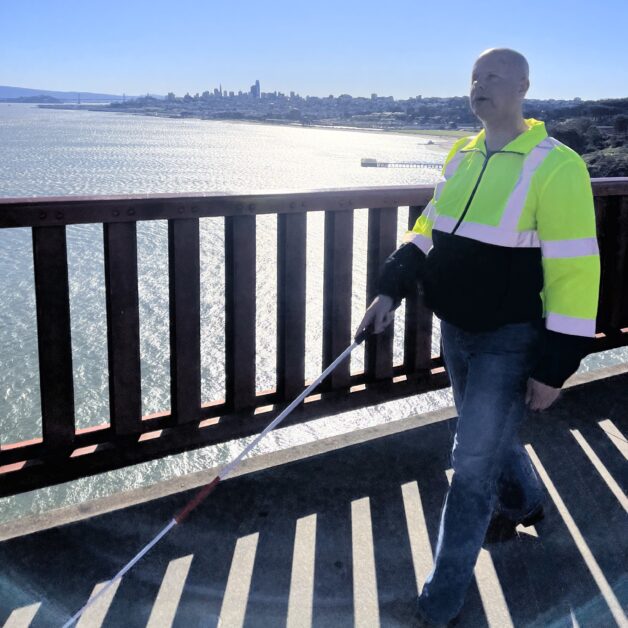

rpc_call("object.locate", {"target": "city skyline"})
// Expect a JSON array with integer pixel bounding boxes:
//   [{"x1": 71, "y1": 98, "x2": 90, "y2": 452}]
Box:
[
  {"x1": 1, "y1": 0, "x2": 627, "y2": 101},
  {"x1": 4, "y1": 80, "x2": 608, "y2": 104}
]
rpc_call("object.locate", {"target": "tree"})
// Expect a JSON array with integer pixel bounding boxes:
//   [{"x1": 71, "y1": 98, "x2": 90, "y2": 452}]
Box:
[
  {"x1": 584, "y1": 148, "x2": 628, "y2": 177},
  {"x1": 166, "y1": 92, "x2": 176, "y2": 102},
  {"x1": 550, "y1": 126, "x2": 586, "y2": 154},
  {"x1": 573, "y1": 117, "x2": 592, "y2": 133},
  {"x1": 614, "y1": 115, "x2": 628, "y2": 137},
  {"x1": 585, "y1": 125, "x2": 605, "y2": 151},
  {"x1": 588, "y1": 105, "x2": 616, "y2": 121}
]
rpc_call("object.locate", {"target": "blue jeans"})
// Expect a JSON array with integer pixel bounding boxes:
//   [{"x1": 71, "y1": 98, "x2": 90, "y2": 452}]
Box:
[{"x1": 417, "y1": 320, "x2": 546, "y2": 624}]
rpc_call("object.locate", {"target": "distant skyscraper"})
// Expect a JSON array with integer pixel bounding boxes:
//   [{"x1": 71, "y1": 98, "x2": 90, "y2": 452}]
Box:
[{"x1": 249, "y1": 80, "x2": 261, "y2": 99}]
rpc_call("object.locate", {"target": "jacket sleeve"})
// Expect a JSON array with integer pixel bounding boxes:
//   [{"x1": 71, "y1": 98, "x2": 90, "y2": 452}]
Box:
[
  {"x1": 377, "y1": 242, "x2": 427, "y2": 308},
  {"x1": 531, "y1": 330, "x2": 593, "y2": 388},
  {"x1": 377, "y1": 138, "x2": 469, "y2": 307},
  {"x1": 531, "y1": 156, "x2": 600, "y2": 388}
]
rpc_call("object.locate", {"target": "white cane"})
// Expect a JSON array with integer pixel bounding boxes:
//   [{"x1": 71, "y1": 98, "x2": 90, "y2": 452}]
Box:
[{"x1": 61, "y1": 326, "x2": 373, "y2": 627}]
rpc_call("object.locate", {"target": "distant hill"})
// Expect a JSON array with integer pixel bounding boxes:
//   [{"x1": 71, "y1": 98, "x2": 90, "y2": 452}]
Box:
[
  {"x1": 0, "y1": 85, "x2": 163, "y2": 102},
  {"x1": 0, "y1": 95, "x2": 62, "y2": 103}
]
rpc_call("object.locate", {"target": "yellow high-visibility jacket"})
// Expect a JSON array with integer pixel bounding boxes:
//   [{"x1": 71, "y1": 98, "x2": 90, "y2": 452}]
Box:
[{"x1": 380, "y1": 118, "x2": 600, "y2": 386}]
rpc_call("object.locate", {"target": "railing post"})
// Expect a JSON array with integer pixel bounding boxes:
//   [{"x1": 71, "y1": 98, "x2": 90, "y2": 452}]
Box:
[
  {"x1": 596, "y1": 193, "x2": 628, "y2": 334},
  {"x1": 32, "y1": 226, "x2": 75, "y2": 453},
  {"x1": 104, "y1": 222, "x2": 142, "y2": 434},
  {"x1": 612, "y1": 195, "x2": 628, "y2": 330},
  {"x1": 595, "y1": 196, "x2": 613, "y2": 332},
  {"x1": 277, "y1": 213, "x2": 306, "y2": 400},
  {"x1": 365, "y1": 206, "x2": 397, "y2": 381},
  {"x1": 322, "y1": 209, "x2": 353, "y2": 390},
  {"x1": 225, "y1": 214, "x2": 256, "y2": 411},
  {"x1": 404, "y1": 205, "x2": 433, "y2": 373},
  {"x1": 169, "y1": 218, "x2": 202, "y2": 423}
]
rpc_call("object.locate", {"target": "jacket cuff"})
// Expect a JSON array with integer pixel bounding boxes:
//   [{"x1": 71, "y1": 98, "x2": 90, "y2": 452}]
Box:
[{"x1": 531, "y1": 328, "x2": 593, "y2": 388}]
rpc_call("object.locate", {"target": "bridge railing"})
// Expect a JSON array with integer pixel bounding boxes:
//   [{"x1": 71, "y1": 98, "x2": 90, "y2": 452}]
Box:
[{"x1": 1, "y1": 179, "x2": 627, "y2": 496}]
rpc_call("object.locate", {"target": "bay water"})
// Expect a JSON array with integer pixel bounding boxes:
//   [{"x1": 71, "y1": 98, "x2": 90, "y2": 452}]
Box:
[{"x1": 1, "y1": 104, "x2": 625, "y2": 525}]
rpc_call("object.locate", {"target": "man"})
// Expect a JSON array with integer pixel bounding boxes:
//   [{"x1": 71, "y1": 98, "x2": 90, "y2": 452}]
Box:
[{"x1": 357, "y1": 48, "x2": 600, "y2": 626}]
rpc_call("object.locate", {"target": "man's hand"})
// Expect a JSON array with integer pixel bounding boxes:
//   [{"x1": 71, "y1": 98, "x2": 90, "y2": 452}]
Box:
[
  {"x1": 525, "y1": 378, "x2": 560, "y2": 411},
  {"x1": 355, "y1": 295, "x2": 395, "y2": 339}
]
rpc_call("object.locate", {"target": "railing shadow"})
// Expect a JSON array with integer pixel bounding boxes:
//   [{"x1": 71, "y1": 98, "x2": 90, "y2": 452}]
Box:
[{"x1": 1, "y1": 372, "x2": 627, "y2": 627}]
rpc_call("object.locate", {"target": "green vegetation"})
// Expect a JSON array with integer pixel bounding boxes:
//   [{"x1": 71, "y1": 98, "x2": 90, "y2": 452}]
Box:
[
  {"x1": 583, "y1": 146, "x2": 628, "y2": 178},
  {"x1": 543, "y1": 106, "x2": 628, "y2": 177}
]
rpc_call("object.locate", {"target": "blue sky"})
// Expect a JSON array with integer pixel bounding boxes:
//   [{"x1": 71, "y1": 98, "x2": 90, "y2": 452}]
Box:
[{"x1": 1, "y1": 0, "x2": 627, "y2": 100}]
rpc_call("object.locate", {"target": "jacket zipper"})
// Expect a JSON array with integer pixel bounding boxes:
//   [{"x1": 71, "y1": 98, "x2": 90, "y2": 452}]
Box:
[{"x1": 451, "y1": 149, "x2": 522, "y2": 235}]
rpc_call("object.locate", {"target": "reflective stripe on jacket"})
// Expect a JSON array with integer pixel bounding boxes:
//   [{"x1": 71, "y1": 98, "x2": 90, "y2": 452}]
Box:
[{"x1": 404, "y1": 118, "x2": 600, "y2": 338}]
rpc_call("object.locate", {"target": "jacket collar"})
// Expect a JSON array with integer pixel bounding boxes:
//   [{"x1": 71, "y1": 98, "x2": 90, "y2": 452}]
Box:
[{"x1": 460, "y1": 118, "x2": 548, "y2": 155}]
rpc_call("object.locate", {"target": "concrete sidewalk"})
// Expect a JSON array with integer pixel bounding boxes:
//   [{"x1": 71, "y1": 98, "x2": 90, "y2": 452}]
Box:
[{"x1": 1, "y1": 366, "x2": 627, "y2": 627}]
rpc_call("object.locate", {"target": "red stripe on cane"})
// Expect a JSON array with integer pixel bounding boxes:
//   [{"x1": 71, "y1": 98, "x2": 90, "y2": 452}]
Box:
[{"x1": 174, "y1": 476, "x2": 221, "y2": 524}]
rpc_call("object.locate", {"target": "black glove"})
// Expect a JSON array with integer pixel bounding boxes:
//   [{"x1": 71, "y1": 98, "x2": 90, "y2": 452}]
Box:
[{"x1": 377, "y1": 242, "x2": 426, "y2": 308}]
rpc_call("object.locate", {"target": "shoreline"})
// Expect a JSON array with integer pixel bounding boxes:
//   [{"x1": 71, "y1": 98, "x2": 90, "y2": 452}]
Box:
[
  {"x1": 198, "y1": 117, "x2": 462, "y2": 149},
  {"x1": 32, "y1": 103, "x2": 467, "y2": 149}
]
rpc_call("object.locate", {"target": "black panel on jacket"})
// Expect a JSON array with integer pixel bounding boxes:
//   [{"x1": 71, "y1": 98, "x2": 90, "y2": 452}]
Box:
[
  {"x1": 422, "y1": 231, "x2": 544, "y2": 331},
  {"x1": 377, "y1": 231, "x2": 590, "y2": 387}
]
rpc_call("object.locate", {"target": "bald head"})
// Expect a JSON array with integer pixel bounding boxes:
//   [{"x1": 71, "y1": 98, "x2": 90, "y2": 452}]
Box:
[
  {"x1": 470, "y1": 48, "x2": 530, "y2": 122},
  {"x1": 477, "y1": 48, "x2": 529, "y2": 82}
]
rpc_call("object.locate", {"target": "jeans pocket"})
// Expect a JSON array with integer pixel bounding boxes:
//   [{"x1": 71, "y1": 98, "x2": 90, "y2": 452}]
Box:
[{"x1": 479, "y1": 322, "x2": 540, "y2": 357}]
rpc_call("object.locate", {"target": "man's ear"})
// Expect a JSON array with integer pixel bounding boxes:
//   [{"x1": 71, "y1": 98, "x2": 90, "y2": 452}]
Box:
[{"x1": 519, "y1": 77, "x2": 530, "y2": 97}]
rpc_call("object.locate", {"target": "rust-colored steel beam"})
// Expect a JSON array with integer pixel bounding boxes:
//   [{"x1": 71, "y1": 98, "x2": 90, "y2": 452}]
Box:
[
  {"x1": 322, "y1": 210, "x2": 354, "y2": 390},
  {"x1": 365, "y1": 206, "x2": 398, "y2": 381},
  {"x1": 32, "y1": 226, "x2": 75, "y2": 455},
  {"x1": 225, "y1": 214, "x2": 256, "y2": 411},
  {"x1": 104, "y1": 221, "x2": 142, "y2": 435},
  {"x1": 277, "y1": 212, "x2": 307, "y2": 401},
  {"x1": 169, "y1": 218, "x2": 202, "y2": 424}
]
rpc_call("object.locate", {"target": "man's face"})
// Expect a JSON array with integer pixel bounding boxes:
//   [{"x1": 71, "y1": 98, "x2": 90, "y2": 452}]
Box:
[{"x1": 469, "y1": 54, "x2": 527, "y2": 121}]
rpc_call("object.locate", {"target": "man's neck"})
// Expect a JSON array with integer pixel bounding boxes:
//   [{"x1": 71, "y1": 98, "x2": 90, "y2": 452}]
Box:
[{"x1": 483, "y1": 116, "x2": 529, "y2": 153}]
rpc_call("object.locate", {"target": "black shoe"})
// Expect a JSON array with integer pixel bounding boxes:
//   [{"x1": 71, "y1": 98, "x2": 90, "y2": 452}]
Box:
[
  {"x1": 413, "y1": 606, "x2": 453, "y2": 628},
  {"x1": 484, "y1": 504, "x2": 544, "y2": 544},
  {"x1": 379, "y1": 597, "x2": 452, "y2": 627},
  {"x1": 380, "y1": 597, "x2": 420, "y2": 626}
]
